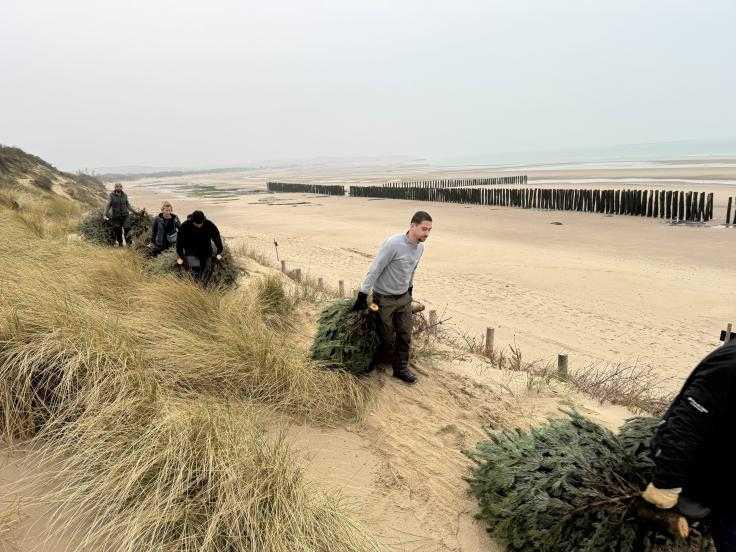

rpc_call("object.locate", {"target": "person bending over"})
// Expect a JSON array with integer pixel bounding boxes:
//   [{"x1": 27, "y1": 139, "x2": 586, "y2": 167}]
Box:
[{"x1": 176, "y1": 210, "x2": 223, "y2": 282}]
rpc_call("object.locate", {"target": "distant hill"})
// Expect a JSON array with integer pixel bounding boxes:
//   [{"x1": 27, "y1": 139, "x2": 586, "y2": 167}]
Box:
[
  {"x1": 0, "y1": 145, "x2": 107, "y2": 205},
  {"x1": 99, "y1": 166, "x2": 260, "y2": 182}
]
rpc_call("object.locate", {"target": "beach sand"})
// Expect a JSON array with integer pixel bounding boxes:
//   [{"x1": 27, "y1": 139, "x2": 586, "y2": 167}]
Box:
[{"x1": 126, "y1": 161, "x2": 736, "y2": 389}]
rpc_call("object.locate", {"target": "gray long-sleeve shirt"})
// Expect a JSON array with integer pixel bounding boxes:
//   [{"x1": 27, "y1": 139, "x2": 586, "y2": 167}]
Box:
[{"x1": 359, "y1": 233, "x2": 423, "y2": 295}]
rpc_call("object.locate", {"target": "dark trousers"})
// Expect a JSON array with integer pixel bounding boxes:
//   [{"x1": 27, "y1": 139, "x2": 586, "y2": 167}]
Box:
[
  {"x1": 373, "y1": 291, "x2": 412, "y2": 372},
  {"x1": 111, "y1": 223, "x2": 131, "y2": 247},
  {"x1": 184, "y1": 255, "x2": 212, "y2": 283},
  {"x1": 713, "y1": 509, "x2": 736, "y2": 551}
]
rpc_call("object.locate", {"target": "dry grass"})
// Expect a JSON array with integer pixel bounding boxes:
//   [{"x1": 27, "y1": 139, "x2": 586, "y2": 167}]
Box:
[
  {"x1": 233, "y1": 241, "x2": 275, "y2": 269},
  {"x1": 413, "y1": 316, "x2": 672, "y2": 415},
  {"x1": 0, "y1": 214, "x2": 371, "y2": 438},
  {"x1": 31, "y1": 392, "x2": 380, "y2": 552},
  {"x1": 234, "y1": 241, "x2": 343, "y2": 305},
  {"x1": 565, "y1": 362, "x2": 673, "y2": 415},
  {"x1": 0, "y1": 192, "x2": 382, "y2": 551}
]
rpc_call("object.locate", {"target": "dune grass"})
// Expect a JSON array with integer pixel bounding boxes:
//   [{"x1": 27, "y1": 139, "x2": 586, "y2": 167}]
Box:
[
  {"x1": 31, "y1": 392, "x2": 380, "y2": 552},
  {"x1": 0, "y1": 190, "x2": 380, "y2": 551}
]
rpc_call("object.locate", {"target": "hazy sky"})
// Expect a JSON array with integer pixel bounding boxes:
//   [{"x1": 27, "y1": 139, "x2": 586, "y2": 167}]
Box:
[{"x1": 2, "y1": 0, "x2": 735, "y2": 170}]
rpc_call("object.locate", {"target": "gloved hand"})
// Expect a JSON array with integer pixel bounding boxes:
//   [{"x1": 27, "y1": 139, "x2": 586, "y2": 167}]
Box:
[
  {"x1": 642, "y1": 483, "x2": 681, "y2": 509},
  {"x1": 352, "y1": 292, "x2": 368, "y2": 311},
  {"x1": 176, "y1": 257, "x2": 184, "y2": 265},
  {"x1": 216, "y1": 254, "x2": 223, "y2": 261}
]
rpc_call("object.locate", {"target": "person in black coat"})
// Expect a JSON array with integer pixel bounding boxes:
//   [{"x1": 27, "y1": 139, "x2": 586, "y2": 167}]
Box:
[
  {"x1": 175, "y1": 210, "x2": 223, "y2": 282},
  {"x1": 149, "y1": 201, "x2": 181, "y2": 255},
  {"x1": 104, "y1": 183, "x2": 132, "y2": 246},
  {"x1": 642, "y1": 340, "x2": 736, "y2": 550}
]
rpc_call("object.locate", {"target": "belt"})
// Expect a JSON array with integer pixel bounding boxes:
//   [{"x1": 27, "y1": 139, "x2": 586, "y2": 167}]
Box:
[{"x1": 373, "y1": 291, "x2": 409, "y2": 300}]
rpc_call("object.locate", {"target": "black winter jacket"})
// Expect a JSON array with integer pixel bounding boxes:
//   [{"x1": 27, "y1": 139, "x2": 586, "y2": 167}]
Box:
[
  {"x1": 105, "y1": 191, "x2": 130, "y2": 220},
  {"x1": 651, "y1": 341, "x2": 736, "y2": 507},
  {"x1": 176, "y1": 219, "x2": 223, "y2": 260}
]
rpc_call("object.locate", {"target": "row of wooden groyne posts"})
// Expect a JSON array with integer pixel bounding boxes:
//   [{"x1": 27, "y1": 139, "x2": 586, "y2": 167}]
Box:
[{"x1": 266, "y1": 178, "x2": 729, "y2": 223}]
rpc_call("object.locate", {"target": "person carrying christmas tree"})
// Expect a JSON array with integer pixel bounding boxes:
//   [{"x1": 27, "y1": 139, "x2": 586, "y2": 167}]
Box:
[
  {"x1": 642, "y1": 339, "x2": 736, "y2": 550},
  {"x1": 103, "y1": 182, "x2": 132, "y2": 246},
  {"x1": 176, "y1": 210, "x2": 223, "y2": 283},
  {"x1": 352, "y1": 211, "x2": 432, "y2": 384}
]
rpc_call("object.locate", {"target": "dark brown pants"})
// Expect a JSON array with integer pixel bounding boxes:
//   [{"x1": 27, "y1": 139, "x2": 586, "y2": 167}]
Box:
[{"x1": 373, "y1": 291, "x2": 412, "y2": 371}]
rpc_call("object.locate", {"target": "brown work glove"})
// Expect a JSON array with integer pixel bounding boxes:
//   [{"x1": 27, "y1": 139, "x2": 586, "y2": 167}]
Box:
[{"x1": 642, "y1": 483, "x2": 682, "y2": 509}]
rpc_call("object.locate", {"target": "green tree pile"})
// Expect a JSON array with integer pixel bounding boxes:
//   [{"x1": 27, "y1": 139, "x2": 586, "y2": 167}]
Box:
[
  {"x1": 310, "y1": 300, "x2": 381, "y2": 375},
  {"x1": 467, "y1": 412, "x2": 713, "y2": 552},
  {"x1": 78, "y1": 207, "x2": 152, "y2": 247},
  {"x1": 149, "y1": 246, "x2": 240, "y2": 289}
]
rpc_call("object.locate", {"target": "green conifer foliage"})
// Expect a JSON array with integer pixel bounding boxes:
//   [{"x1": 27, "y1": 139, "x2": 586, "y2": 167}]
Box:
[
  {"x1": 310, "y1": 300, "x2": 381, "y2": 375},
  {"x1": 467, "y1": 412, "x2": 713, "y2": 552},
  {"x1": 78, "y1": 207, "x2": 152, "y2": 247}
]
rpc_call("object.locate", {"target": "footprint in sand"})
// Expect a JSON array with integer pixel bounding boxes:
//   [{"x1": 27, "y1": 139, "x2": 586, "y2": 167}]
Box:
[{"x1": 436, "y1": 424, "x2": 466, "y2": 448}]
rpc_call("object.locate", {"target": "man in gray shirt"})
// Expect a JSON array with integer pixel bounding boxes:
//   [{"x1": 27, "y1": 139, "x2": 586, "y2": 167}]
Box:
[{"x1": 352, "y1": 211, "x2": 433, "y2": 383}]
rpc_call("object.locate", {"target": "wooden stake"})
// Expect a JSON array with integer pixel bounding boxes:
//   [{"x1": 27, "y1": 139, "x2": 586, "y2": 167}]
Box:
[
  {"x1": 485, "y1": 327, "x2": 495, "y2": 356},
  {"x1": 280, "y1": 260, "x2": 286, "y2": 273},
  {"x1": 317, "y1": 277, "x2": 323, "y2": 290},
  {"x1": 295, "y1": 268, "x2": 302, "y2": 282},
  {"x1": 557, "y1": 354, "x2": 568, "y2": 379},
  {"x1": 338, "y1": 280, "x2": 345, "y2": 297},
  {"x1": 725, "y1": 323, "x2": 733, "y2": 346}
]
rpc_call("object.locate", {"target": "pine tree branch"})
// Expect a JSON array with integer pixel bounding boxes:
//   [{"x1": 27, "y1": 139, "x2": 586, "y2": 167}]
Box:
[{"x1": 563, "y1": 492, "x2": 640, "y2": 520}]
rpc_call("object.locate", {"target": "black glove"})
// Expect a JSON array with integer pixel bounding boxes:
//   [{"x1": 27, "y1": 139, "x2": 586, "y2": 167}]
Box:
[{"x1": 352, "y1": 292, "x2": 368, "y2": 311}]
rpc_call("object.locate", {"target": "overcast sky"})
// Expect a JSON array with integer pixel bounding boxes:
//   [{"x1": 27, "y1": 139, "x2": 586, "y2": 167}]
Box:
[{"x1": 2, "y1": 0, "x2": 735, "y2": 170}]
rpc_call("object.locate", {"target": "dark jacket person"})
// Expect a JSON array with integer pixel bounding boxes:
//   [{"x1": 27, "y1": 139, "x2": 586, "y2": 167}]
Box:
[
  {"x1": 642, "y1": 341, "x2": 736, "y2": 550},
  {"x1": 104, "y1": 183, "x2": 132, "y2": 246},
  {"x1": 150, "y1": 201, "x2": 180, "y2": 254},
  {"x1": 176, "y1": 210, "x2": 223, "y2": 281}
]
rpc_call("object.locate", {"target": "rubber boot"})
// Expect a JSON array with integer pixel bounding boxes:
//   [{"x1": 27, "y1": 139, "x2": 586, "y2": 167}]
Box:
[{"x1": 392, "y1": 359, "x2": 417, "y2": 384}]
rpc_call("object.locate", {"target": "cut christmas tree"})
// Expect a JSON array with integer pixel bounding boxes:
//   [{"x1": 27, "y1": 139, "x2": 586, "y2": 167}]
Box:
[
  {"x1": 310, "y1": 299, "x2": 381, "y2": 375},
  {"x1": 466, "y1": 412, "x2": 713, "y2": 552},
  {"x1": 78, "y1": 207, "x2": 152, "y2": 248}
]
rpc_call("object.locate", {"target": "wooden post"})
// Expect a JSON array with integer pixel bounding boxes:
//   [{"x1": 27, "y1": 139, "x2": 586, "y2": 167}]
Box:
[
  {"x1": 725, "y1": 323, "x2": 733, "y2": 346},
  {"x1": 338, "y1": 280, "x2": 345, "y2": 297},
  {"x1": 727, "y1": 197, "x2": 733, "y2": 226},
  {"x1": 280, "y1": 260, "x2": 286, "y2": 273},
  {"x1": 317, "y1": 277, "x2": 323, "y2": 290},
  {"x1": 485, "y1": 327, "x2": 495, "y2": 356},
  {"x1": 557, "y1": 354, "x2": 568, "y2": 379},
  {"x1": 429, "y1": 310, "x2": 438, "y2": 336},
  {"x1": 294, "y1": 268, "x2": 302, "y2": 282}
]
